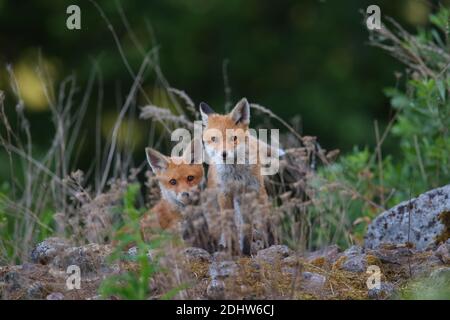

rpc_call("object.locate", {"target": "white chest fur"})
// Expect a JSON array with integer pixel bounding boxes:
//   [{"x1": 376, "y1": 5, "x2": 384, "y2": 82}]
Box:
[{"x1": 215, "y1": 164, "x2": 260, "y2": 194}]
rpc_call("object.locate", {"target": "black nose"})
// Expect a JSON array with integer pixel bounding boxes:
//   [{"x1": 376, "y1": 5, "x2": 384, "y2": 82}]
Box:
[
  {"x1": 222, "y1": 151, "x2": 227, "y2": 159},
  {"x1": 182, "y1": 192, "x2": 189, "y2": 198}
]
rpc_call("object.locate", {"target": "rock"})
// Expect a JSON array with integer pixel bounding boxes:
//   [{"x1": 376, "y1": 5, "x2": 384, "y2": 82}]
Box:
[
  {"x1": 281, "y1": 256, "x2": 302, "y2": 275},
  {"x1": 26, "y1": 281, "x2": 45, "y2": 299},
  {"x1": 301, "y1": 272, "x2": 326, "y2": 292},
  {"x1": 435, "y1": 243, "x2": 449, "y2": 264},
  {"x1": 365, "y1": 184, "x2": 450, "y2": 250},
  {"x1": 0, "y1": 270, "x2": 23, "y2": 294},
  {"x1": 256, "y1": 245, "x2": 292, "y2": 264},
  {"x1": 366, "y1": 246, "x2": 411, "y2": 265},
  {"x1": 343, "y1": 245, "x2": 364, "y2": 256},
  {"x1": 342, "y1": 255, "x2": 367, "y2": 273},
  {"x1": 46, "y1": 292, "x2": 64, "y2": 300},
  {"x1": 209, "y1": 260, "x2": 238, "y2": 280},
  {"x1": 126, "y1": 246, "x2": 154, "y2": 262},
  {"x1": 281, "y1": 266, "x2": 298, "y2": 276},
  {"x1": 339, "y1": 245, "x2": 367, "y2": 273},
  {"x1": 368, "y1": 282, "x2": 395, "y2": 300},
  {"x1": 207, "y1": 251, "x2": 239, "y2": 299},
  {"x1": 51, "y1": 243, "x2": 112, "y2": 275},
  {"x1": 306, "y1": 245, "x2": 341, "y2": 265},
  {"x1": 183, "y1": 247, "x2": 212, "y2": 263},
  {"x1": 31, "y1": 238, "x2": 71, "y2": 265},
  {"x1": 206, "y1": 279, "x2": 225, "y2": 300},
  {"x1": 282, "y1": 255, "x2": 301, "y2": 267},
  {"x1": 127, "y1": 246, "x2": 138, "y2": 257}
]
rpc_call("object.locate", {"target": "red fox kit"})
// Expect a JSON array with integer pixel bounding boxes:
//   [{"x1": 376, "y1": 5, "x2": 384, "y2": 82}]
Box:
[
  {"x1": 140, "y1": 145, "x2": 204, "y2": 240},
  {"x1": 199, "y1": 98, "x2": 272, "y2": 254}
]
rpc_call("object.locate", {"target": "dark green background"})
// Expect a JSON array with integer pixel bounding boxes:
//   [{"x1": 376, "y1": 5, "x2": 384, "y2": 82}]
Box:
[{"x1": 0, "y1": 0, "x2": 443, "y2": 179}]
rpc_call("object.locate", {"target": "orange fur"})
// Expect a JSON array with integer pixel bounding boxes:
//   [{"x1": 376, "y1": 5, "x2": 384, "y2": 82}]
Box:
[
  {"x1": 200, "y1": 98, "x2": 270, "y2": 254},
  {"x1": 141, "y1": 150, "x2": 204, "y2": 241}
]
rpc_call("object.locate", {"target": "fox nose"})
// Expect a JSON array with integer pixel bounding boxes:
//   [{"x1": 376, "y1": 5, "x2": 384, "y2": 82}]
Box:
[
  {"x1": 181, "y1": 192, "x2": 189, "y2": 198},
  {"x1": 222, "y1": 151, "x2": 227, "y2": 159}
]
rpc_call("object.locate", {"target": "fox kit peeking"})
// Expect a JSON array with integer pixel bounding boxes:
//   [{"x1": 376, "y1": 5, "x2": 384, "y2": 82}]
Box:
[
  {"x1": 199, "y1": 98, "x2": 272, "y2": 255},
  {"x1": 142, "y1": 143, "x2": 204, "y2": 236}
]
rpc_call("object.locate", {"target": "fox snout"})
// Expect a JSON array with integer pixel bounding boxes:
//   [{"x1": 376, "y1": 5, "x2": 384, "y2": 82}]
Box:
[
  {"x1": 206, "y1": 144, "x2": 241, "y2": 164},
  {"x1": 176, "y1": 189, "x2": 199, "y2": 205}
]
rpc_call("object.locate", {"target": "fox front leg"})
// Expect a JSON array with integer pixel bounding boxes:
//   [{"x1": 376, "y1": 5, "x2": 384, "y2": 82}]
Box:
[{"x1": 218, "y1": 194, "x2": 241, "y2": 254}]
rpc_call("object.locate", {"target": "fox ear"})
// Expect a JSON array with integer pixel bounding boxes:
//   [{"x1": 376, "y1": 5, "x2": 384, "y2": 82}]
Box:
[
  {"x1": 230, "y1": 98, "x2": 250, "y2": 125},
  {"x1": 199, "y1": 102, "x2": 215, "y2": 126},
  {"x1": 182, "y1": 138, "x2": 203, "y2": 164},
  {"x1": 145, "y1": 148, "x2": 169, "y2": 173}
]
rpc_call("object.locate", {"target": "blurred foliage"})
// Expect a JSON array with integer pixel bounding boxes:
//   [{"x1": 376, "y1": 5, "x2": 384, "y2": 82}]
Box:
[
  {"x1": 315, "y1": 7, "x2": 450, "y2": 246},
  {"x1": 99, "y1": 183, "x2": 180, "y2": 300},
  {"x1": 1, "y1": 0, "x2": 443, "y2": 178},
  {"x1": 397, "y1": 270, "x2": 450, "y2": 299}
]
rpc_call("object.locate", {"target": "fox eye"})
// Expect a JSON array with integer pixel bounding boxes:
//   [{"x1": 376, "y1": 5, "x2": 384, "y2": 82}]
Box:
[
  {"x1": 211, "y1": 136, "x2": 216, "y2": 142},
  {"x1": 187, "y1": 175, "x2": 194, "y2": 182},
  {"x1": 169, "y1": 179, "x2": 177, "y2": 185}
]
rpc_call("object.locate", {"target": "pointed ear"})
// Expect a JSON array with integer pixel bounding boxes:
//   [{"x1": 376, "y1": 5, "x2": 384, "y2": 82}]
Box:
[
  {"x1": 182, "y1": 138, "x2": 203, "y2": 164},
  {"x1": 199, "y1": 102, "x2": 215, "y2": 126},
  {"x1": 230, "y1": 98, "x2": 250, "y2": 125},
  {"x1": 145, "y1": 148, "x2": 169, "y2": 173}
]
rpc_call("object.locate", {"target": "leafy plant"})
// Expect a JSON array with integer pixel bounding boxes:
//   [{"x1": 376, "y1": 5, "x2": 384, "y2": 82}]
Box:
[
  {"x1": 99, "y1": 183, "x2": 182, "y2": 300},
  {"x1": 307, "y1": 8, "x2": 450, "y2": 247}
]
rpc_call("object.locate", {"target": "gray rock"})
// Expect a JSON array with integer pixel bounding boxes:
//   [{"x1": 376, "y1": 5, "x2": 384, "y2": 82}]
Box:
[
  {"x1": 368, "y1": 282, "x2": 395, "y2": 300},
  {"x1": 342, "y1": 255, "x2": 367, "y2": 273},
  {"x1": 340, "y1": 245, "x2": 367, "y2": 273},
  {"x1": 343, "y1": 245, "x2": 364, "y2": 256},
  {"x1": 51, "y1": 243, "x2": 112, "y2": 275},
  {"x1": 46, "y1": 292, "x2": 64, "y2": 300},
  {"x1": 127, "y1": 246, "x2": 138, "y2": 257},
  {"x1": 31, "y1": 237, "x2": 71, "y2": 265},
  {"x1": 206, "y1": 279, "x2": 225, "y2": 299},
  {"x1": 125, "y1": 246, "x2": 154, "y2": 262},
  {"x1": 256, "y1": 245, "x2": 292, "y2": 264},
  {"x1": 435, "y1": 243, "x2": 449, "y2": 264},
  {"x1": 0, "y1": 270, "x2": 23, "y2": 293},
  {"x1": 282, "y1": 255, "x2": 301, "y2": 267},
  {"x1": 306, "y1": 245, "x2": 341, "y2": 264},
  {"x1": 26, "y1": 281, "x2": 45, "y2": 299},
  {"x1": 301, "y1": 272, "x2": 326, "y2": 292},
  {"x1": 281, "y1": 266, "x2": 298, "y2": 276},
  {"x1": 209, "y1": 260, "x2": 238, "y2": 280},
  {"x1": 365, "y1": 184, "x2": 450, "y2": 250},
  {"x1": 183, "y1": 247, "x2": 212, "y2": 263}
]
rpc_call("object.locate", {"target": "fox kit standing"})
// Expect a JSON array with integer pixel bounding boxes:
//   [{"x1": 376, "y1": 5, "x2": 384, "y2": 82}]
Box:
[
  {"x1": 199, "y1": 98, "x2": 272, "y2": 255},
  {"x1": 142, "y1": 145, "x2": 204, "y2": 239}
]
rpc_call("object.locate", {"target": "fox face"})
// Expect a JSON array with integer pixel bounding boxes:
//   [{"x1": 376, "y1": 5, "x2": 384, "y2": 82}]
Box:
[
  {"x1": 199, "y1": 98, "x2": 250, "y2": 165},
  {"x1": 145, "y1": 146, "x2": 204, "y2": 207}
]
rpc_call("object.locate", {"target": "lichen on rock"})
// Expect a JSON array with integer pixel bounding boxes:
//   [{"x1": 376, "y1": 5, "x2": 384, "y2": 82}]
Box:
[{"x1": 365, "y1": 184, "x2": 450, "y2": 250}]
